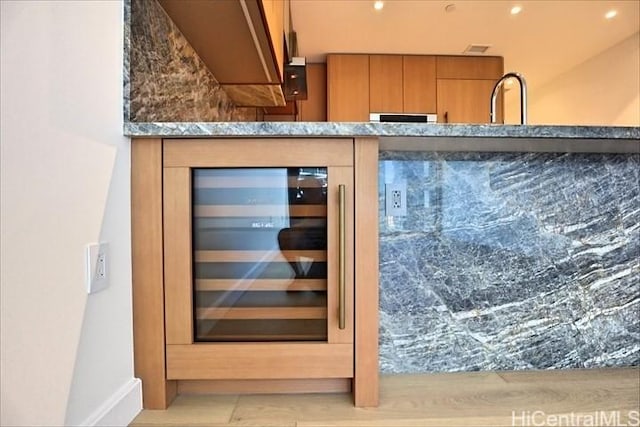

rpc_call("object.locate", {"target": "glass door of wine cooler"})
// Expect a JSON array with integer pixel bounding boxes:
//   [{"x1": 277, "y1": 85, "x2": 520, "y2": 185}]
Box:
[{"x1": 192, "y1": 167, "x2": 330, "y2": 342}]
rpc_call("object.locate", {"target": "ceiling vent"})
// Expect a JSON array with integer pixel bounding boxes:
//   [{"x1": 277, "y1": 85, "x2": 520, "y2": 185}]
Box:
[{"x1": 463, "y1": 44, "x2": 491, "y2": 55}]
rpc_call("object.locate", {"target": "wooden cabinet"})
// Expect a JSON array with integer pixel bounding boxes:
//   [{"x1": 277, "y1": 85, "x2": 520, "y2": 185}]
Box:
[
  {"x1": 369, "y1": 55, "x2": 403, "y2": 113},
  {"x1": 369, "y1": 55, "x2": 437, "y2": 115},
  {"x1": 329, "y1": 54, "x2": 437, "y2": 121},
  {"x1": 327, "y1": 54, "x2": 502, "y2": 123},
  {"x1": 403, "y1": 56, "x2": 437, "y2": 114},
  {"x1": 436, "y1": 79, "x2": 503, "y2": 124},
  {"x1": 435, "y1": 56, "x2": 503, "y2": 80},
  {"x1": 299, "y1": 63, "x2": 327, "y2": 121},
  {"x1": 132, "y1": 138, "x2": 379, "y2": 409},
  {"x1": 163, "y1": 139, "x2": 354, "y2": 380},
  {"x1": 327, "y1": 55, "x2": 370, "y2": 121},
  {"x1": 436, "y1": 56, "x2": 504, "y2": 124}
]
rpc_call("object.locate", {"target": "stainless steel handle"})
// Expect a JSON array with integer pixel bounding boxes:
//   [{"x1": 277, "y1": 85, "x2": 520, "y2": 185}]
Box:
[{"x1": 338, "y1": 184, "x2": 346, "y2": 330}]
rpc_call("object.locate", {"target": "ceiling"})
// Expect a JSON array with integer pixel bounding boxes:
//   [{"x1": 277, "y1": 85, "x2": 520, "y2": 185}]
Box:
[{"x1": 290, "y1": 0, "x2": 640, "y2": 89}]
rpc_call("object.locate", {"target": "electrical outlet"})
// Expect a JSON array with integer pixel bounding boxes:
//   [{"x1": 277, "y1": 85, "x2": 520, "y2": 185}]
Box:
[
  {"x1": 87, "y1": 242, "x2": 109, "y2": 294},
  {"x1": 392, "y1": 190, "x2": 402, "y2": 208},
  {"x1": 385, "y1": 182, "x2": 407, "y2": 216}
]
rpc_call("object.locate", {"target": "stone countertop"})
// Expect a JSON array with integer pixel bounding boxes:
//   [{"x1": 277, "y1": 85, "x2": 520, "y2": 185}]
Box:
[
  {"x1": 124, "y1": 122, "x2": 639, "y2": 153},
  {"x1": 125, "y1": 121, "x2": 639, "y2": 139}
]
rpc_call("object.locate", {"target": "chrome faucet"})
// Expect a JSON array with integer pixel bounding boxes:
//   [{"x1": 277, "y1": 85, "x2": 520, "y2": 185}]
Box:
[{"x1": 490, "y1": 72, "x2": 527, "y2": 125}]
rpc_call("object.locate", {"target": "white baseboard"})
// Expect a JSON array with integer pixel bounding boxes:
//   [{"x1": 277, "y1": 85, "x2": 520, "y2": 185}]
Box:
[{"x1": 81, "y1": 377, "x2": 142, "y2": 427}]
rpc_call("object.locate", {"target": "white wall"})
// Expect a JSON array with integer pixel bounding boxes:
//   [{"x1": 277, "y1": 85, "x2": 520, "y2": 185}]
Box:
[
  {"x1": 506, "y1": 32, "x2": 640, "y2": 125},
  {"x1": 0, "y1": 2, "x2": 138, "y2": 426}
]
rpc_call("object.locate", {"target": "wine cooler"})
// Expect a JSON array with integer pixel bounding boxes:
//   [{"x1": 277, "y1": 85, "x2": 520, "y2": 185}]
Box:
[{"x1": 162, "y1": 139, "x2": 355, "y2": 380}]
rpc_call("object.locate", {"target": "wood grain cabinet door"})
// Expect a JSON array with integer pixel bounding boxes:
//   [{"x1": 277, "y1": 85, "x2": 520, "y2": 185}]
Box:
[
  {"x1": 299, "y1": 63, "x2": 327, "y2": 121},
  {"x1": 403, "y1": 55, "x2": 437, "y2": 114},
  {"x1": 327, "y1": 55, "x2": 370, "y2": 121},
  {"x1": 435, "y1": 56, "x2": 504, "y2": 124},
  {"x1": 162, "y1": 139, "x2": 355, "y2": 380},
  {"x1": 436, "y1": 56, "x2": 504, "y2": 80},
  {"x1": 437, "y1": 79, "x2": 503, "y2": 124},
  {"x1": 369, "y1": 55, "x2": 403, "y2": 113}
]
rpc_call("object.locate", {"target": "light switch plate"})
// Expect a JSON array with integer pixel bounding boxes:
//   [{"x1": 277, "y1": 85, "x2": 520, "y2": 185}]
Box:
[
  {"x1": 385, "y1": 182, "x2": 407, "y2": 216},
  {"x1": 86, "y1": 242, "x2": 109, "y2": 294}
]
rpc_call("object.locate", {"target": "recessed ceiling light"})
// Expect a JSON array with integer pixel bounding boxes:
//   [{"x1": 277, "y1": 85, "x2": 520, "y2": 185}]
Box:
[
  {"x1": 373, "y1": 1, "x2": 384, "y2": 11},
  {"x1": 510, "y1": 5, "x2": 523, "y2": 15},
  {"x1": 605, "y1": 9, "x2": 617, "y2": 19}
]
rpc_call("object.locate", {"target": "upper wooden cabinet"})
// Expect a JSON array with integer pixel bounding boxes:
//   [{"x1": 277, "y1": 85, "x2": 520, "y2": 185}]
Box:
[
  {"x1": 436, "y1": 56, "x2": 503, "y2": 80},
  {"x1": 327, "y1": 55, "x2": 370, "y2": 122},
  {"x1": 369, "y1": 55, "x2": 403, "y2": 113},
  {"x1": 365, "y1": 55, "x2": 437, "y2": 115},
  {"x1": 329, "y1": 54, "x2": 501, "y2": 122},
  {"x1": 436, "y1": 56, "x2": 504, "y2": 124},
  {"x1": 403, "y1": 56, "x2": 437, "y2": 114},
  {"x1": 437, "y1": 79, "x2": 503, "y2": 124},
  {"x1": 299, "y1": 63, "x2": 328, "y2": 121},
  {"x1": 158, "y1": 0, "x2": 286, "y2": 106},
  {"x1": 328, "y1": 54, "x2": 438, "y2": 121}
]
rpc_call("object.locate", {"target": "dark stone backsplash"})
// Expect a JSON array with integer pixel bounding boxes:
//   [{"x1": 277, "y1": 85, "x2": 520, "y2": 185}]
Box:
[{"x1": 127, "y1": 0, "x2": 257, "y2": 122}]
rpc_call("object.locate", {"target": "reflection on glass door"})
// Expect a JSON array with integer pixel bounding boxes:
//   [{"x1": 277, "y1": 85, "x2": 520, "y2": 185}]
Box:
[{"x1": 192, "y1": 168, "x2": 328, "y2": 342}]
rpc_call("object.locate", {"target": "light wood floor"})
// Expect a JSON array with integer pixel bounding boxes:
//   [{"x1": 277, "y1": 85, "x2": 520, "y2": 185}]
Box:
[{"x1": 131, "y1": 368, "x2": 640, "y2": 427}]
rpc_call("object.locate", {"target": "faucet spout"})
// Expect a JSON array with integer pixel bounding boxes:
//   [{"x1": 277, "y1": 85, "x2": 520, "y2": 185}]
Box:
[{"x1": 490, "y1": 72, "x2": 527, "y2": 125}]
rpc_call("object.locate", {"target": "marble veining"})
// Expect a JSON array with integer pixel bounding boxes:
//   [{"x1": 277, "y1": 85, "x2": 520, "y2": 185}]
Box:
[
  {"x1": 124, "y1": 121, "x2": 640, "y2": 142},
  {"x1": 128, "y1": 0, "x2": 256, "y2": 122},
  {"x1": 379, "y1": 151, "x2": 640, "y2": 373}
]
